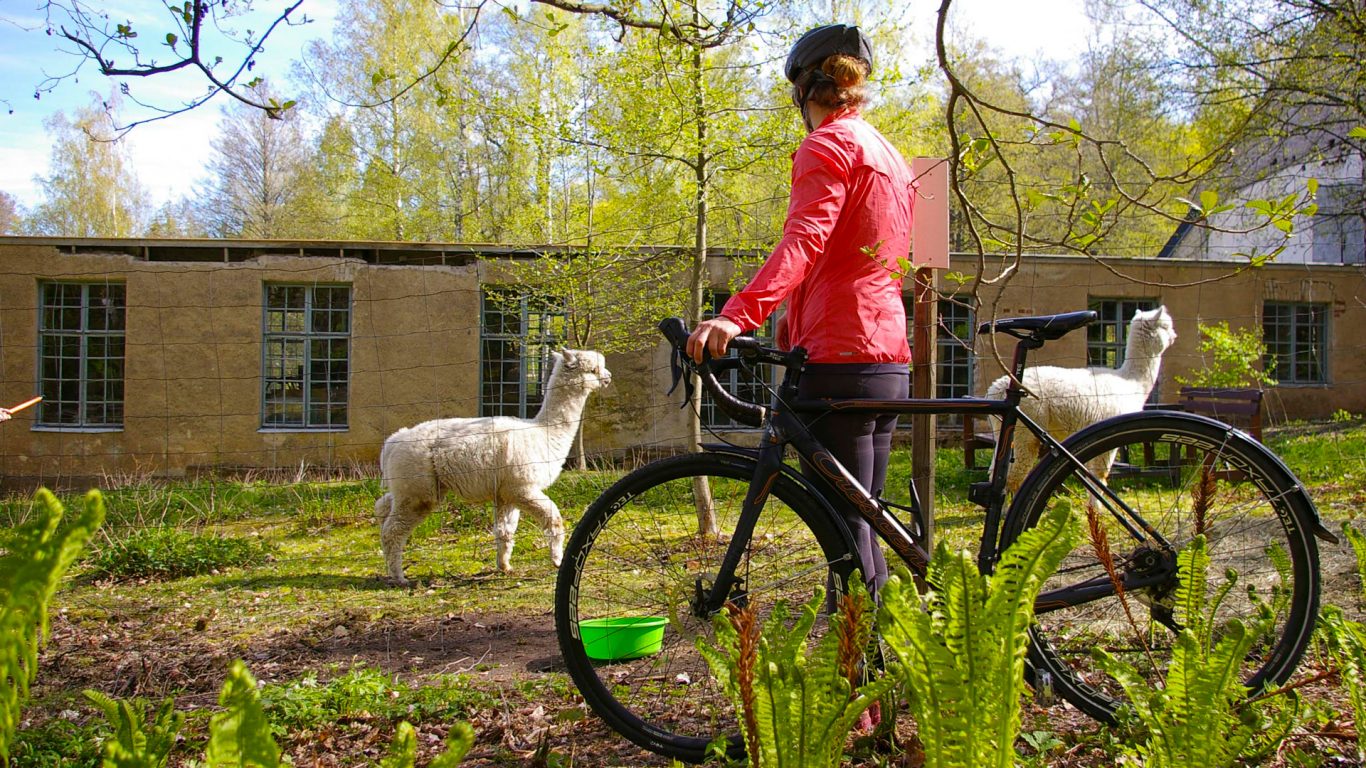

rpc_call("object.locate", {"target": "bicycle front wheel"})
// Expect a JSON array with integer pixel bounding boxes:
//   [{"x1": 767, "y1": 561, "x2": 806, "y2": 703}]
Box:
[
  {"x1": 555, "y1": 452, "x2": 859, "y2": 763},
  {"x1": 1001, "y1": 412, "x2": 1321, "y2": 722}
]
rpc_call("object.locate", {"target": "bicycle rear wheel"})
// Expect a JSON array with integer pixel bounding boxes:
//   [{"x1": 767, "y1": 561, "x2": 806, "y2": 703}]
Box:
[
  {"x1": 1000, "y1": 412, "x2": 1321, "y2": 722},
  {"x1": 555, "y1": 452, "x2": 859, "y2": 763}
]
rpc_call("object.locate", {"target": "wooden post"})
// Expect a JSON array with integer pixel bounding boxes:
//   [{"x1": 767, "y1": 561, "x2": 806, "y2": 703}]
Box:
[
  {"x1": 909, "y1": 158, "x2": 950, "y2": 550},
  {"x1": 912, "y1": 269, "x2": 937, "y2": 549}
]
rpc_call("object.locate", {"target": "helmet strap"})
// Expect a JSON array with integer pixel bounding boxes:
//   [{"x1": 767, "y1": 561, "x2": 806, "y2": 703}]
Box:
[{"x1": 795, "y1": 69, "x2": 831, "y2": 133}]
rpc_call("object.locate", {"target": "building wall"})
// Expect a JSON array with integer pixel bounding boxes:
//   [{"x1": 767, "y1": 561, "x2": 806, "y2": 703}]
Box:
[
  {"x1": 1, "y1": 239, "x2": 1363, "y2": 486},
  {"x1": 1166, "y1": 151, "x2": 1363, "y2": 264},
  {"x1": 963, "y1": 254, "x2": 1366, "y2": 421}
]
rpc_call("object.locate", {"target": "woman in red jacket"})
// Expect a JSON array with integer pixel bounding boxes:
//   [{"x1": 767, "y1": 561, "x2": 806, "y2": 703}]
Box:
[{"x1": 688, "y1": 24, "x2": 913, "y2": 596}]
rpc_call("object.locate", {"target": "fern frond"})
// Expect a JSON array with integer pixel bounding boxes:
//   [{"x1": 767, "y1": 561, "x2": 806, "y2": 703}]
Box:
[
  {"x1": 1092, "y1": 537, "x2": 1275, "y2": 768},
  {"x1": 881, "y1": 503, "x2": 1077, "y2": 768},
  {"x1": 204, "y1": 661, "x2": 281, "y2": 768},
  {"x1": 85, "y1": 689, "x2": 183, "y2": 768},
  {"x1": 1321, "y1": 606, "x2": 1366, "y2": 761},
  {"x1": 0, "y1": 489, "x2": 104, "y2": 761},
  {"x1": 430, "y1": 721, "x2": 476, "y2": 767},
  {"x1": 1172, "y1": 535, "x2": 1211, "y2": 645},
  {"x1": 981, "y1": 503, "x2": 1078, "y2": 768},
  {"x1": 379, "y1": 722, "x2": 419, "y2": 768},
  {"x1": 881, "y1": 567, "x2": 973, "y2": 768}
]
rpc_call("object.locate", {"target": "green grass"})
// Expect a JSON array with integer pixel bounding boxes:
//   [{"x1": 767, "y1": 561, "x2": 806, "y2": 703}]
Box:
[
  {"x1": 2, "y1": 422, "x2": 1360, "y2": 765},
  {"x1": 1265, "y1": 417, "x2": 1366, "y2": 522},
  {"x1": 87, "y1": 527, "x2": 274, "y2": 581}
]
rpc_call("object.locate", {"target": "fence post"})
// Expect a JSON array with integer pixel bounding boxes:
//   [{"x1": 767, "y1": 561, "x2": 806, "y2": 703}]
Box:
[{"x1": 910, "y1": 158, "x2": 950, "y2": 550}]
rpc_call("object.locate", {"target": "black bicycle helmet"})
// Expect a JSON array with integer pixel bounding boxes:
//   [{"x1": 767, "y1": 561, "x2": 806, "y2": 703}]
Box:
[{"x1": 784, "y1": 24, "x2": 873, "y2": 84}]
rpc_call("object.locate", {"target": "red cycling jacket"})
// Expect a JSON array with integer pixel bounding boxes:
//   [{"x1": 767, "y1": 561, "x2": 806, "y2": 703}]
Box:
[{"x1": 720, "y1": 109, "x2": 914, "y2": 364}]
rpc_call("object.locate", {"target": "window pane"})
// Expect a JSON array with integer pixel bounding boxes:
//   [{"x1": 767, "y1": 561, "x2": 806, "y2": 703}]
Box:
[
  {"x1": 262, "y1": 285, "x2": 351, "y2": 427},
  {"x1": 1263, "y1": 302, "x2": 1327, "y2": 384},
  {"x1": 479, "y1": 288, "x2": 566, "y2": 418},
  {"x1": 37, "y1": 282, "x2": 126, "y2": 427}
]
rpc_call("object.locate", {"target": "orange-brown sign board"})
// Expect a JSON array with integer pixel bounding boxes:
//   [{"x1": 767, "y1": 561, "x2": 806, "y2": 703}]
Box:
[{"x1": 910, "y1": 157, "x2": 950, "y2": 271}]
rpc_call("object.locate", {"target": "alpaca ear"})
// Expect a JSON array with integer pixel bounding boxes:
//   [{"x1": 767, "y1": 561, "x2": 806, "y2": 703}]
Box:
[{"x1": 549, "y1": 349, "x2": 565, "y2": 363}]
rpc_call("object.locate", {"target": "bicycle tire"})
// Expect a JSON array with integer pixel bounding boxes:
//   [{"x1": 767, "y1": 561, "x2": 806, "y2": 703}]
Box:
[
  {"x1": 1000, "y1": 411, "x2": 1321, "y2": 722},
  {"x1": 555, "y1": 452, "x2": 861, "y2": 763}
]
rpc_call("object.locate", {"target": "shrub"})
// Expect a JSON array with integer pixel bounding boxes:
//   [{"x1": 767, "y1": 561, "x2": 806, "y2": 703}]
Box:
[
  {"x1": 1176, "y1": 321, "x2": 1275, "y2": 389},
  {"x1": 88, "y1": 528, "x2": 272, "y2": 581}
]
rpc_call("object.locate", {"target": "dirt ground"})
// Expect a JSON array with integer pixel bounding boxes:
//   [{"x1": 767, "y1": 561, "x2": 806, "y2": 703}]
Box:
[{"x1": 34, "y1": 592, "x2": 1364, "y2": 767}]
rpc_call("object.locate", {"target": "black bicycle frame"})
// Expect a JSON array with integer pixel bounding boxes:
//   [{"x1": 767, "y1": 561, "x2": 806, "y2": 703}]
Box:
[{"x1": 700, "y1": 337, "x2": 1178, "y2": 619}]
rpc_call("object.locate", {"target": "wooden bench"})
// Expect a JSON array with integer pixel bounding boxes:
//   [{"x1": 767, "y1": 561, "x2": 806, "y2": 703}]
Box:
[
  {"x1": 962, "y1": 414, "x2": 996, "y2": 470},
  {"x1": 1171, "y1": 386, "x2": 1264, "y2": 441},
  {"x1": 1112, "y1": 388, "x2": 1265, "y2": 480},
  {"x1": 962, "y1": 386, "x2": 1266, "y2": 473}
]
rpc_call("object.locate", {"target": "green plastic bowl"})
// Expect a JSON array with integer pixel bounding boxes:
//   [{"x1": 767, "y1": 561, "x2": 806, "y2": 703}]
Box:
[{"x1": 579, "y1": 616, "x2": 668, "y2": 661}]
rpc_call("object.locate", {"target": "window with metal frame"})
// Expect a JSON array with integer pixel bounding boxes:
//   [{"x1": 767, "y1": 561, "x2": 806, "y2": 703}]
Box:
[
  {"x1": 1263, "y1": 302, "x2": 1328, "y2": 385},
  {"x1": 936, "y1": 299, "x2": 975, "y2": 400},
  {"x1": 1087, "y1": 298, "x2": 1158, "y2": 368},
  {"x1": 901, "y1": 295, "x2": 974, "y2": 425},
  {"x1": 480, "y1": 288, "x2": 567, "y2": 418},
  {"x1": 37, "y1": 282, "x2": 126, "y2": 428},
  {"x1": 701, "y1": 292, "x2": 776, "y2": 428},
  {"x1": 262, "y1": 284, "x2": 351, "y2": 429}
]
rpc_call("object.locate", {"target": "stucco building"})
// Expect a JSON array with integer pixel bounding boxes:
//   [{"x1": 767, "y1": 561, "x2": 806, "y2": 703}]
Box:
[{"x1": 1, "y1": 237, "x2": 1362, "y2": 488}]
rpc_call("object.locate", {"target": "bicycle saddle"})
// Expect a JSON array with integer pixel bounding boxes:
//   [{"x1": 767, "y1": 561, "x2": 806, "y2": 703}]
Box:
[{"x1": 978, "y1": 310, "x2": 1098, "y2": 341}]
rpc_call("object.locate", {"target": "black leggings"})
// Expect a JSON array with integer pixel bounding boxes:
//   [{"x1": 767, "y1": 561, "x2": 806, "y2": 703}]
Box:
[{"x1": 797, "y1": 363, "x2": 910, "y2": 595}]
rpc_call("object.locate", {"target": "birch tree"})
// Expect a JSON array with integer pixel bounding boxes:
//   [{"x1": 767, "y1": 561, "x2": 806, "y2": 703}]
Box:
[{"x1": 24, "y1": 101, "x2": 150, "y2": 237}]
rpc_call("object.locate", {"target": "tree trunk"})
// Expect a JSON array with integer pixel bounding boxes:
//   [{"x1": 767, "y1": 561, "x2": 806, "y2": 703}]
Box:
[{"x1": 688, "y1": 30, "x2": 718, "y2": 537}]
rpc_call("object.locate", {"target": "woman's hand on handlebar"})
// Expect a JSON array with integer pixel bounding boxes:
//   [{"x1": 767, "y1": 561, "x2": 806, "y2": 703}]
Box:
[{"x1": 687, "y1": 316, "x2": 743, "y2": 363}]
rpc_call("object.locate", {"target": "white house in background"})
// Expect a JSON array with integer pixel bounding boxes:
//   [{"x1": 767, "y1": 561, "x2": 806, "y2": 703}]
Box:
[{"x1": 1160, "y1": 117, "x2": 1364, "y2": 265}]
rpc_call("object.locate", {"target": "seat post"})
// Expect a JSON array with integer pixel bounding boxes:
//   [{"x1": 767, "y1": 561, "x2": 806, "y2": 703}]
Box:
[{"x1": 1007, "y1": 335, "x2": 1044, "y2": 394}]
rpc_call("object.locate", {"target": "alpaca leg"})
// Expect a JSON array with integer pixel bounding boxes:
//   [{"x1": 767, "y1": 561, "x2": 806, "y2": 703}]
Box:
[
  {"x1": 494, "y1": 504, "x2": 522, "y2": 573},
  {"x1": 380, "y1": 493, "x2": 432, "y2": 586},
  {"x1": 1006, "y1": 430, "x2": 1041, "y2": 493},
  {"x1": 517, "y1": 491, "x2": 565, "y2": 569},
  {"x1": 375, "y1": 492, "x2": 392, "y2": 525}
]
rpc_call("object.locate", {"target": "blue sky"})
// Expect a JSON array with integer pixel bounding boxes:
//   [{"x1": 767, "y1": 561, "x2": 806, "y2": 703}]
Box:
[{"x1": 0, "y1": 0, "x2": 1090, "y2": 213}]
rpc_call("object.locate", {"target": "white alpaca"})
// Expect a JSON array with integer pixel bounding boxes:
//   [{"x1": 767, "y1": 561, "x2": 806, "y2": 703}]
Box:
[
  {"x1": 986, "y1": 306, "x2": 1177, "y2": 491},
  {"x1": 375, "y1": 349, "x2": 611, "y2": 584}
]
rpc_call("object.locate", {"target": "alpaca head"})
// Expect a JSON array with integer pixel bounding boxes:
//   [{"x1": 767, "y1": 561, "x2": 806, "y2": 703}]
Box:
[
  {"x1": 549, "y1": 349, "x2": 613, "y2": 392},
  {"x1": 1127, "y1": 306, "x2": 1178, "y2": 360}
]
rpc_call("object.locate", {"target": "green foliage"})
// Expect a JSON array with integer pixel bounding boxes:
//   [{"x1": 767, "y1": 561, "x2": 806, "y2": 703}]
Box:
[
  {"x1": 1344, "y1": 523, "x2": 1366, "y2": 605},
  {"x1": 261, "y1": 664, "x2": 493, "y2": 733},
  {"x1": 1320, "y1": 607, "x2": 1366, "y2": 762},
  {"x1": 878, "y1": 501, "x2": 1079, "y2": 768},
  {"x1": 1092, "y1": 537, "x2": 1294, "y2": 767},
  {"x1": 1175, "y1": 321, "x2": 1276, "y2": 389},
  {"x1": 84, "y1": 690, "x2": 184, "y2": 768},
  {"x1": 0, "y1": 489, "x2": 105, "y2": 761},
  {"x1": 205, "y1": 661, "x2": 282, "y2": 767},
  {"x1": 696, "y1": 578, "x2": 894, "y2": 768},
  {"x1": 82, "y1": 663, "x2": 478, "y2": 768},
  {"x1": 379, "y1": 720, "x2": 475, "y2": 768},
  {"x1": 89, "y1": 528, "x2": 272, "y2": 581},
  {"x1": 6, "y1": 716, "x2": 103, "y2": 766}
]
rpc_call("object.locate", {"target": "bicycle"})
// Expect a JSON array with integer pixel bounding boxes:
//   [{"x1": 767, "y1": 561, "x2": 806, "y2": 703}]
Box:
[{"x1": 555, "y1": 312, "x2": 1334, "y2": 763}]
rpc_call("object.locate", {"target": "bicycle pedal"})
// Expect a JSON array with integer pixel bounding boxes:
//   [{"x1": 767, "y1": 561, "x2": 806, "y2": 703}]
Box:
[{"x1": 968, "y1": 481, "x2": 993, "y2": 507}]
